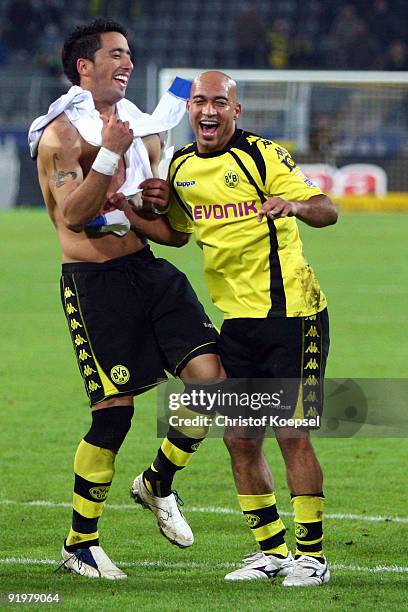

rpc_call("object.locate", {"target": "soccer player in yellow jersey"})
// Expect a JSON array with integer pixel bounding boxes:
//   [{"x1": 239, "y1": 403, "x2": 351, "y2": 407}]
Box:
[{"x1": 158, "y1": 71, "x2": 338, "y2": 586}]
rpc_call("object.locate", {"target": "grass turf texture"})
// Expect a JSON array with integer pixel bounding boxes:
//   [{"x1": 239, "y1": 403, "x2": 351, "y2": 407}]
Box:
[{"x1": 0, "y1": 209, "x2": 407, "y2": 610}]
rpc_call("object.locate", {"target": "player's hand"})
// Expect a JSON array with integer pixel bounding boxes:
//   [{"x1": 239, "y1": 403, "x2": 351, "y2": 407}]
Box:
[
  {"x1": 139, "y1": 178, "x2": 170, "y2": 212},
  {"x1": 100, "y1": 114, "x2": 133, "y2": 156},
  {"x1": 257, "y1": 197, "x2": 299, "y2": 223},
  {"x1": 103, "y1": 191, "x2": 129, "y2": 212}
]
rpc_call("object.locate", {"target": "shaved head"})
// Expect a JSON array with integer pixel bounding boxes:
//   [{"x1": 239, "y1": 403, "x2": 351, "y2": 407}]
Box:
[
  {"x1": 191, "y1": 71, "x2": 238, "y2": 100},
  {"x1": 188, "y1": 71, "x2": 241, "y2": 153}
]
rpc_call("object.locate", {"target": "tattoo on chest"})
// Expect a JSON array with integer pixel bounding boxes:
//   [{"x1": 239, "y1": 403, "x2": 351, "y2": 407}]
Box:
[{"x1": 51, "y1": 154, "x2": 77, "y2": 187}]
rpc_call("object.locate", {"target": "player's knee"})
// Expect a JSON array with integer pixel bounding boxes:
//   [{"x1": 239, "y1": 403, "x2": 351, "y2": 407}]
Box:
[
  {"x1": 180, "y1": 352, "x2": 226, "y2": 383},
  {"x1": 85, "y1": 405, "x2": 134, "y2": 453},
  {"x1": 277, "y1": 433, "x2": 315, "y2": 461},
  {"x1": 223, "y1": 432, "x2": 263, "y2": 458}
]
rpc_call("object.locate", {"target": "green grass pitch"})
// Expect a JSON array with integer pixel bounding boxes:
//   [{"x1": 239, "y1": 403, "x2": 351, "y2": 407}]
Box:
[{"x1": 0, "y1": 209, "x2": 407, "y2": 610}]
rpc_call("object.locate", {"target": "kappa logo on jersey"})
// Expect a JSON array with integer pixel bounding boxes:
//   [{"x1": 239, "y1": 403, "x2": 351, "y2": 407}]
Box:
[
  {"x1": 89, "y1": 486, "x2": 110, "y2": 501},
  {"x1": 224, "y1": 170, "x2": 239, "y2": 188},
  {"x1": 245, "y1": 135, "x2": 274, "y2": 149},
  {"x1": 110, "y1": 365, "x2": 130, "y2": 385},
  {"x1": 260, "y1": 138, "x2": 274, "y2": 149},
  {"x1": 275, "y1": 146, "x2": 297, "y2": 172},
  {"x1": 176, "y1": 180, "x2": 196, "y2": 187},
  {"x1": 245, "y1": 513, "x2": 260, "y2": 528}
]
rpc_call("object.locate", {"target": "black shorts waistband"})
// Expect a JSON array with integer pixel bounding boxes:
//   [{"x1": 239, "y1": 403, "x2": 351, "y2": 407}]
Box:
[{"x1": 61, "y1": 245, "x2": 155, "y2": 273}]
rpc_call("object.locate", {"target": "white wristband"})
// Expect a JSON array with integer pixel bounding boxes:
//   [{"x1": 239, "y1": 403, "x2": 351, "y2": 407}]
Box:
[{"x1": 92, "y1": 147, "x2": 120, "y2": 176}]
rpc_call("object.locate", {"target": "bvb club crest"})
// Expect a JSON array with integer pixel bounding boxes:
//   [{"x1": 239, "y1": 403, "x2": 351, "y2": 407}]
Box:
[
  {"x1": 110, "y1": 364, "x2": 130, "y2": 385},
  {"x1": 245, "y1": 513, "x2": 260, "y2": 528},
  {"x1": 224, "y1": 170, "x2": 239, "y2": 188},
  {"x1": 295, "y1": 523, "x2": 308, "y2": 538}
]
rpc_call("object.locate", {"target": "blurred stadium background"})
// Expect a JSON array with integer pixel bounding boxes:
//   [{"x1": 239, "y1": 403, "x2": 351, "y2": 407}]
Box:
[{"x1": 1, "y1": 0, "x2": 408, "y2": 211}]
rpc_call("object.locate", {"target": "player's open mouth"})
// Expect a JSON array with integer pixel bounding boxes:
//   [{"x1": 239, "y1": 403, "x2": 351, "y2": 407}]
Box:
[
  {"x1": 199, "y1": 121, "x2": 219, "y2": 137},
  {"x1": 113, "y1": 74, "x2": 129, "y2": 88}
]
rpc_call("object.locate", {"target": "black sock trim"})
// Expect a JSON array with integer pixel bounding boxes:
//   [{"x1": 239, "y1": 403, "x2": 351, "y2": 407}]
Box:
[
  {"x1": 154, "y1": 448, "x2": 182, "y2": 475},
  {"x1": 64, "y1": 538, "x2": 99, "y2": 552},
  {"x1": 296, "y1": 541, "x2": 323, "y2": 553},
  {"x1": 167, "y1": 426, "x2": 204, "y2": 453},
  {"x1": 295, "y1": 521, "x2": 323, "y2": 542},
  {"x1": 74, "y1": 474, "x2": 111, "y2": 502},
  {"x1": 259, "y1": 529, "x2": 286, "y2": 551},
  {"x1": 72, "y1": 509, "x2": 99, "y2": 534},
  {"x1": 291, "y1": 492, "x2": 324, "y2": 498},
  {"x1": 243, "y1": 505, "x2": 280, "y2": 528}
]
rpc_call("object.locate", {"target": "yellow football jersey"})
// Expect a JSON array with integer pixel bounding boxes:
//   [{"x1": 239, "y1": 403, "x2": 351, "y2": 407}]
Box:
[{"x1": 167, "y1": 129, "x2": 327, "y2": 319}]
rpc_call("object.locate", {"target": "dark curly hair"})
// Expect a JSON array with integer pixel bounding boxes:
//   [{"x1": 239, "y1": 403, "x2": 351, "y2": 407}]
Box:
[{"x1": 62, "y1": 19, "x2": 128, "y2": 85}]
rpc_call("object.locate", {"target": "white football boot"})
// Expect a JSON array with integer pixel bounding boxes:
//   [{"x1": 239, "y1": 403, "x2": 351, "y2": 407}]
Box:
[
  {"x1": 225, "y1": 551, "x2": 294, "y2": 581},
  {"x1": 130, "y1": 473, "x2": 194, "y2": 548},
  {"x1": 282, "y1": 555, "x2": 330, "y2": 586},
  {"x1": 61, "y1": 543, "x2": 127, "y2": 579}
]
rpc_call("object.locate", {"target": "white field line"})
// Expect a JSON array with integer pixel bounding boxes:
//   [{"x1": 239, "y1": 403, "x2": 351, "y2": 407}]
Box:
[
  {"x1": 1, "y1": 498, "x2": 408, "y2": 524},
  {"x1": 0, "y1": 557, "x2": 408, "y2": 575}
]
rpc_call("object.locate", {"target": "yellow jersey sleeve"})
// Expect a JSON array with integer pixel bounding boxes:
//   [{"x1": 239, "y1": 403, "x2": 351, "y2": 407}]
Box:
[
  {"x1": 167, "y1": 155, "x2": 195, "y2": 233},
  {"x1": 261, "y1": 141, "x2": 323, "y2": 201},
  {"x1": 167, "y1": 186, "x2": 194, "y2": 233}
]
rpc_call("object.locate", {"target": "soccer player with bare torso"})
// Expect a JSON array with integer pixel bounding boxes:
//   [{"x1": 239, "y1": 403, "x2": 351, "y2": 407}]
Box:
[{"x1": 33, "y1": 21, "x2": 225, "y2": 579}]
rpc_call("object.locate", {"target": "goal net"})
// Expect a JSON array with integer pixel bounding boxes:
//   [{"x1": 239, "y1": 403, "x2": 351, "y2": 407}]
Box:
[{"x1": 159, "y1": 69, "x2": 408, "y2": 211}]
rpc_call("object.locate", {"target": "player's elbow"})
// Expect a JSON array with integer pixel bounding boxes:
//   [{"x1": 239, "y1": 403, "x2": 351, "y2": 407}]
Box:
[
  {"x1": 173, "y1": 231, "x2": 190, "y2": 247},
  {"x1": 326, "y1": 202, "x2": 338, "y2": 226},
  {"x1": 67, "y1": 222, "x2": 84, "y2": 233},
  {"x1": 316, "y1": 196, "x2": 338, "y2": 227},
  {"x1": 62, "y1": 212, "x2": 84, "y2": 233}
]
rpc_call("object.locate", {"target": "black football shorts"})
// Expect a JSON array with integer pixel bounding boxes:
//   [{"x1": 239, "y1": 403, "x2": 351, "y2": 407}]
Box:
[
  {"x1": 60, "y1": 246, "x2": 218, "y2": 405},
  {"x1": 218, "y1": 309, "x2": 329, "y2": 421}
]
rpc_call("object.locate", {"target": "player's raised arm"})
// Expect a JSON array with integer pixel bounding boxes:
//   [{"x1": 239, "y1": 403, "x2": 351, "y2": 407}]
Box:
[
  {"x1": 258, "y1": 194, "x2": 338, "y2": 228},
  {"x1": 258, "y1": 142, "x2": 338, "y2": 227},
  {"x1": 39, "y1": 114, "x2": 133, "y2": 232}
]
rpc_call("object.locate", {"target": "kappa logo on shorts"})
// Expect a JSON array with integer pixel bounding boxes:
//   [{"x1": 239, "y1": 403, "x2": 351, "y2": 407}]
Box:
[
  {"x1": 305, "y1": 358, "x2": 319, "y2": 370},
  {"x1": 89, "y1": 486, "x2": 110, "y2": 501},
  {"x1": 110, "y1": 364, "x2": 130, "y2": 385},
  {"x1": 295, "y1": 523, "x2": 308, "y2": 538},
  {"x1": 224, "y1": 169, "x2": 239, "y2": 188},
  {"x1": 245, "y1": 513, "x2": 260, "y2": 528},
  {"x1": 305, "y1": 391, "x2": 318, "y2": 403},
  {"x1": 305, "y1": 375, "x2": 318, "y2": 386}
]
